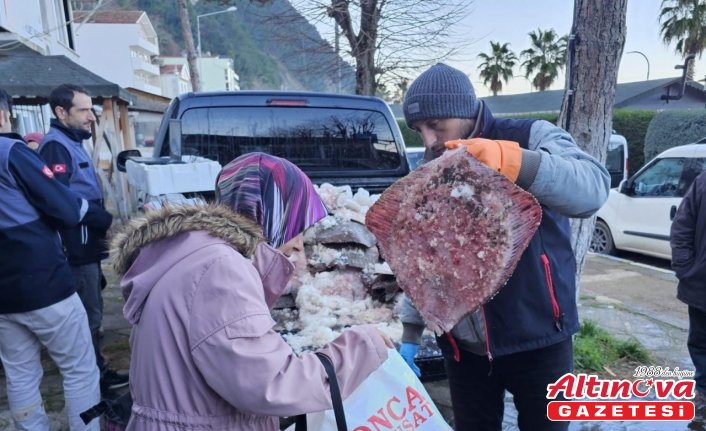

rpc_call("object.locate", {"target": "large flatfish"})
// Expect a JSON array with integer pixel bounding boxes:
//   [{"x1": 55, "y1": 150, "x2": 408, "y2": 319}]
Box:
[{"x1": 365, "y1": 148, "x2": 542, "y2": 333}]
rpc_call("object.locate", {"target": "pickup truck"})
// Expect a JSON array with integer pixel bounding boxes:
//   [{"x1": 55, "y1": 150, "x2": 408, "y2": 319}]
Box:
[{"x1": 129, "y1": 90, "x2": 410, "y2": 194}]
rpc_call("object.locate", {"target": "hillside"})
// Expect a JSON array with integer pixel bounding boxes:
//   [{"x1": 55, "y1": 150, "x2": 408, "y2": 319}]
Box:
[{"x1": 74, "y1": 0, "x2": 354, "y2": 92}]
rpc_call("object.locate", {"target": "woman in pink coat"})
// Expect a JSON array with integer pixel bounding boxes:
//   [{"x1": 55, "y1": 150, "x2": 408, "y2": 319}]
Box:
[{"x1": 111, "y1": 153, "x2": 391, "y2": 430}]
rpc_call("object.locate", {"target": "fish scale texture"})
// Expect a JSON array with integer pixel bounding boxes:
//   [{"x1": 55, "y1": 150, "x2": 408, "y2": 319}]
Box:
[{"x1": 365, "y1": 148, "x2": 542, "y2": 333}]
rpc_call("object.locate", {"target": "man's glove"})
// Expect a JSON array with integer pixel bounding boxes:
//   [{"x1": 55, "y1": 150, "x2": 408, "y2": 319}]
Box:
[
  {"x1": 399, "y1": 342, "x2": 421, "y2": 377},
  {"x1": 445, "y1": 138, "x2": 522, "y2": 182}
]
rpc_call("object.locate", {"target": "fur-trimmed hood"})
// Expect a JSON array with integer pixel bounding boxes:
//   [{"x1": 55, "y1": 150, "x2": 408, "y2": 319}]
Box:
[
  {"x1": 111, "y1": 204, "x2": 295, "y2": 325},
  {"x1": 111, "y1": 204, "x2": 265, "y2": 277}
]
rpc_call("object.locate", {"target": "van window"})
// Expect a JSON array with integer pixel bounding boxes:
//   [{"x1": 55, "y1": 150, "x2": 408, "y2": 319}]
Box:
[
  {"x1": 632, "y1": 157, "x2": 686, "y2": 197},
  {"x1": 179, "y1": 106, "x2": 402, "y2": 171}
]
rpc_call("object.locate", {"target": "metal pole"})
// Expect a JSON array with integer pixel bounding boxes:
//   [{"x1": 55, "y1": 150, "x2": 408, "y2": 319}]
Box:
[
  {"x1": 195, "y1": 7, "x2": 236, "y2": 91},
  {"x1": 626, "y1": 51, "x2": 649, "y2": 80}
]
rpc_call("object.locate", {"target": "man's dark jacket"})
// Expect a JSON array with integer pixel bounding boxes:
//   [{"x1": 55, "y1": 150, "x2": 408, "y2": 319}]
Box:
[
  {"x1": 671, "y1": 171, "x2": 706, "y2": 310},
  {"x1": 1, "y1": 134, "x2": 83, "y2": 312},
  {"x1": 39, "y1": 119, "x2": 112, "y2": 265}
]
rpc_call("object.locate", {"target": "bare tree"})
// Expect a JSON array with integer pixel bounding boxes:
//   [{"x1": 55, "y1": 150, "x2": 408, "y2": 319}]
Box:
[
  {"x1": 177, "y1": 0, "x2": 201, "y2": 92},
  {"x1": 558, "y1": 0, "x2": 627, "y2": 297},
  {"x1": 269, "y1": 1, "x2": 473, "y2": 96}
]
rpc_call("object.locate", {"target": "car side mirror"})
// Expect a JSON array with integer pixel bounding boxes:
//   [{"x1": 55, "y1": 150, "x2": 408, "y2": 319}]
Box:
[
  {"x1": 168, "y1": 119, "x2": 182, "y2": 161},
  {"x1": 116, "y1": 149, "x2": 142, "y2": 172},
  {"x1": 618, "y1": 179, "x2": 630, "y2": 194}
]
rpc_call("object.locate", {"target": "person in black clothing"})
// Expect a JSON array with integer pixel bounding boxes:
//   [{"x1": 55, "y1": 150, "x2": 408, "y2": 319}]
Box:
[
  {"x1": 0, "y1": 88, "x2": 102, "y2": 429},
  {"x1": 671, "y1": 170, "x2": 706, "y2": 422},
  {"x1": 38, "y1": 84, "x2": 128, "y2": 392}
]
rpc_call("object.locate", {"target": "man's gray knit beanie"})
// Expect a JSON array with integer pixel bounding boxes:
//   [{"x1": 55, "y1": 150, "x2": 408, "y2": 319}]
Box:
[{"x1": 403, "y1": 63, "x2": 480, "y2": 127}]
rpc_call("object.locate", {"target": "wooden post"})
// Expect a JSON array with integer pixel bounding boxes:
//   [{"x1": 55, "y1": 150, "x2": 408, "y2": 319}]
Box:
[
  {"x1": 111, "y1": 99, "x2": 130, "y2": 222},
  {"x1": 120, "y1": 104, "x2": 135, "y2": 150}
]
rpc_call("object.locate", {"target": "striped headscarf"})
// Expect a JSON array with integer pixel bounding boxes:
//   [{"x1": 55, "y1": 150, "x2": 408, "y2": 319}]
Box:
[{"x1": 215, "y1": 152, "x2": 328, "y2": 248}]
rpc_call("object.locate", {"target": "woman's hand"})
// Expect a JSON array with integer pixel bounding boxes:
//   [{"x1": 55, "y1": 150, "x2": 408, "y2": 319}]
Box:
[{"x1": 375, "y1": 329, "x2": 395, "y2": 348}]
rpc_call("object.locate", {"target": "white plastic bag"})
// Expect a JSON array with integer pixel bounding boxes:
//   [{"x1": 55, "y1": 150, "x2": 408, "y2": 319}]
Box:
[{"x1": 291, "y1": 348, "x2": 451, "y2": 431}]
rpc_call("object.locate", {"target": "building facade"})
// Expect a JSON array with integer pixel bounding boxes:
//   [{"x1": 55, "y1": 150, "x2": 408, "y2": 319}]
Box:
[
  {"x1": 0, "y1": 0, "x2": 83, "y2": 135},
  {"x1": 159, "y1": 64, "x2": 192, "y2": 99},
  {"x1": 161, "y1": 56, "x2": 240, "y2": 92},
  {"x1": 73, "y1": 10, "x2": 162, "y2": 96}
]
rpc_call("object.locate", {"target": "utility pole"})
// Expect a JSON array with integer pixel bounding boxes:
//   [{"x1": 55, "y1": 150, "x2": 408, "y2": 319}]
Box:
[
  {"x1": 177, "y1": 0, "x2": 200, "y2": 92},
  {"x1": 335, "y1": 24, "x2": 341, "y2": 93}
]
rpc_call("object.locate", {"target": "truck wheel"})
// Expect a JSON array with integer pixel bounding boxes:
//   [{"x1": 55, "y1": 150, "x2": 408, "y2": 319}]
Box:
[{"x1": 590, "y1": 220, "x2": 616, "y2": 255}]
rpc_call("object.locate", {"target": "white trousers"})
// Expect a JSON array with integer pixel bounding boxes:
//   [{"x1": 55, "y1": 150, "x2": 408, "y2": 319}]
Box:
[{"x1": 0, "y1": 293, "x2": 100, "y2": 430}]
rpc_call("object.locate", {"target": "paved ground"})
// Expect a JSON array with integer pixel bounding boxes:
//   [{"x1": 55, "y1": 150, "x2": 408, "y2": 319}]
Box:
[{"x1": 0, "y1": 253, "x2": 698, "y2": 430}]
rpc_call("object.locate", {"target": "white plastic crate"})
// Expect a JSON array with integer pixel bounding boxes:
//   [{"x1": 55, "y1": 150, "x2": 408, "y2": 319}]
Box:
[{"x1": 126, "y1": 156, "x2": 222, "y2": 196}]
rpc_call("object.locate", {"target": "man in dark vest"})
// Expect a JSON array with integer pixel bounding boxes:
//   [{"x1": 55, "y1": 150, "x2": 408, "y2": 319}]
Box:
[
  {"x1": 0, "y1": 88, "x2": 101, "y2": 429},
  {"x1": 39, "y1": 84, "x2": 128, "y2": 393}
]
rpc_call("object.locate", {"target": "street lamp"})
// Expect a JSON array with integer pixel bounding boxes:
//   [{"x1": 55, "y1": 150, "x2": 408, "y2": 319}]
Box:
[
  {"x1": 626, "y1": 51, "x2": 650, "y2": 81},
  {"x1": 197, "y1": 6, "x2": 237, "y2": 57}
]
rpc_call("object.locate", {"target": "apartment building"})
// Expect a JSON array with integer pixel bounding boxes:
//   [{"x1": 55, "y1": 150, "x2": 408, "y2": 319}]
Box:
[
  {"x1": 73, "y1": 10, "x2": 162, "y2": 95},
  {"x1": 160, "y1": 55, "x2": 239, "y2": 92}
]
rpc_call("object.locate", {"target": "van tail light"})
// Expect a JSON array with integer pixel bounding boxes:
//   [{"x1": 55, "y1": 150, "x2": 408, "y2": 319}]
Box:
[{"x1": 267, "y1": 99, "x2": 308, "y2": 106}]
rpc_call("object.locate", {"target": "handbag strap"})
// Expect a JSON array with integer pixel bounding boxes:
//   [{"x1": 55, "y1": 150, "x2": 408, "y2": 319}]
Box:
[{"x1": 295, "y1": 352, "x2": 348, "y2": 431}]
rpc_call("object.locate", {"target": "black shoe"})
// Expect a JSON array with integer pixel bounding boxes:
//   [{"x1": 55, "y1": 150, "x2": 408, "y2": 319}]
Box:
[{"x1": 101, "y1": 368, "x2": 129, "y2": 391}]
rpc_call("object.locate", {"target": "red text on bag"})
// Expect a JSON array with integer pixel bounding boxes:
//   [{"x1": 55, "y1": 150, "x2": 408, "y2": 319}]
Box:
[{"x1": 352, "y1": 386, "x2": 436, "y2": 431}]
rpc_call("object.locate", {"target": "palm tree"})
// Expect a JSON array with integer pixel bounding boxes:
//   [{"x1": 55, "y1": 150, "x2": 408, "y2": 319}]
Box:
[
  {"x1": 477, "y1": 42, "x2": 517, "y2": 96},
  {"x1": 659, "y1": 0, "x2": 706, "y2": 80},
  {"x1": 520, "y1": 29, "x2": 568, "y2": 91}
]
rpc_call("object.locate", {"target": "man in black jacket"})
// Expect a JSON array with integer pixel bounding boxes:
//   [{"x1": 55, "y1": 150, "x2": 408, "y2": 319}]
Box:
[
  {"x1": 0, "y1": 88, "x2": 101, "y2": 429},
  {"x1": 39, "y1": 84, "x2": 128, "y2": 392},
  {"x1": 671, "y1": 169, "x2": 706, "y2": 421}
]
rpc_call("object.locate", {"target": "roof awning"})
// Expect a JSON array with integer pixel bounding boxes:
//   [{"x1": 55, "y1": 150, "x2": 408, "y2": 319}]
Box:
[{"x1": 0, "y1": 54, "x2": 134, "y2": 104}]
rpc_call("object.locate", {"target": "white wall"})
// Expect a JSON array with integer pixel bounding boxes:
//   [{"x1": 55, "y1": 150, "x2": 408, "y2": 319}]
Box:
[
  {"x1": 199, "y1": 57, "x2": 239, "y2": 91},
  {"x1": 74, "y1": 22, "x2": 161, "y2": 95},
  {"x1": 0, "y1": 0, "x2": 78, "y2": 59},
  {"x1": 160, "y1": 56, "x2": 238, "y2": 92}
]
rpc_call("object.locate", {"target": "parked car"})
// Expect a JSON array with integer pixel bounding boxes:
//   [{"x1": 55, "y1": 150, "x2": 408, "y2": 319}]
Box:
[
  {"x1": 405, "y1": 146, "x2": 425, "y2": 170},
  {"x1": 590, "y1": 138, "x2": 706, "y2": 259}
]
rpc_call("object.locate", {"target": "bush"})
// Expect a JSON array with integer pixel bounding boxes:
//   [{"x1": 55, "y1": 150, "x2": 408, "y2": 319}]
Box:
[
  {"x1": 612, "y1": 109, "x2": 656, "y2": 175},
  {"x1": 643, "y1": 110, "x2": 706, "y2": 162}
]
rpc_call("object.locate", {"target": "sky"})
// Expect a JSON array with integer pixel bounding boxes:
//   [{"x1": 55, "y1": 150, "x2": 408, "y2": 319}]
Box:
[{"x1": 448, "y1": 0, "x2": 705, "y2": 97}]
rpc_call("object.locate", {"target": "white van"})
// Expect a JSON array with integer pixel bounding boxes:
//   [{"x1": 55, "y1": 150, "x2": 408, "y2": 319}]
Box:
[{"x1": 591, "y1": 138, "x2": 706, "y2": 259}]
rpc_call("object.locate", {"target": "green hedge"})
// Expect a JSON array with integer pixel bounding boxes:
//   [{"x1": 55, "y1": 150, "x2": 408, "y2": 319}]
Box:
[
  {"x1": 398, "y1": 110, "x2": 657, "y2": 173},
  {"x1": 612, "y1": 109, "x2": 656, "y2": 175},
  {"x1": 643, "y1": 110, "x2": 706, "y2": 162}
]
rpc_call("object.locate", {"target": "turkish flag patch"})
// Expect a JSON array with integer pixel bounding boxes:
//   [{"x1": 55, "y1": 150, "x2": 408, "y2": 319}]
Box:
[
  {"x1": 42, "y1": 165, "x2": 55, "y2": 178},
  {"x1": 52, "y1": 164, "x2": 67, "y2": 173}
]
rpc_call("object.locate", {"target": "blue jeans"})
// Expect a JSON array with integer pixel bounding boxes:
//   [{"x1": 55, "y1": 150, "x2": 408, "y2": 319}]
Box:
[
  {"x1": 439, "y1": 337, "x2": 572, "y2": 431},
  {"x1": 70, "y1": 263, "x2": 105, "y2": 371},
  {"x1": 688, "y1": 306, "x2": 706, "y2": 394}
]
